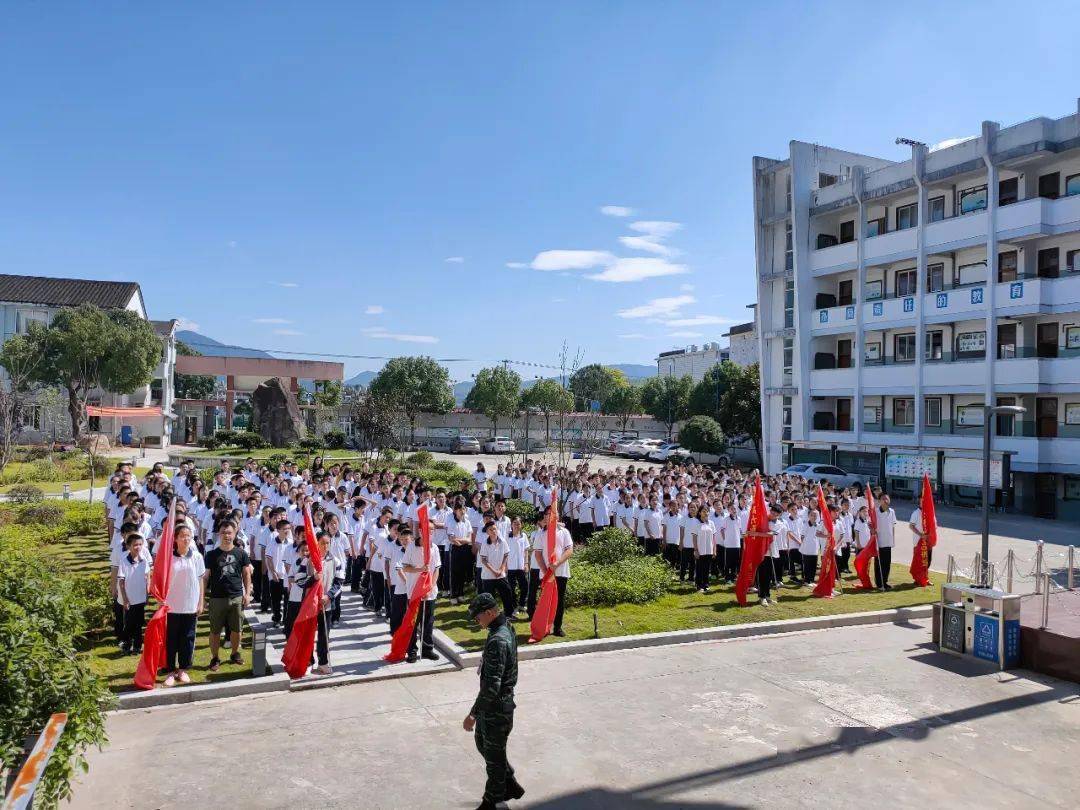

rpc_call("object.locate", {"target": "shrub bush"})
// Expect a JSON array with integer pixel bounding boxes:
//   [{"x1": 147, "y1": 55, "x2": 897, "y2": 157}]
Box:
[
  {"x1": 429, "y1": 459, "x2": 461, "y2": 474},
  {"x1": 234, "y1": 430, "x2": 269, "y2": 450},
  {"x1": 213, "y1": 429, "x2": 240, "y2": 446},
  {"x1": 7, "y1": 483, "x2": 45, "y2": 503},
  {"x1": 198, "y1": 436, "x2": 221, "y2": 451},
  {"x1": 381, "y1": 448, "x2": 398, "y2": 463},
  {"x1": 405, "y1": 450, "x2": 433, "y2": 467},
  {"x1": 298, "y1": 437, "x2": 323, "y2": 452},
  {"x1": 17, "y1": 502, "x2": 64, "y2": 526},
  {"x1": 265, "y1": 453, "x2": 290, "y2": 472},
  {"x1": 566, "y1": 557, "x2": 670, "y2": 607},
  {"x1": 503, "y1": 498, "x2": 539, "y2": 524},
  {"x1": 576, "y1": 527, "x2": 641, "y2": 565},
  {"x1": 323, "y1": 430, "x2": 347, "y2": 449}
]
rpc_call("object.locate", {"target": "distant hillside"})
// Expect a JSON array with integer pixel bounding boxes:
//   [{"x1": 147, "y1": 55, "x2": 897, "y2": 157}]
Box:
[
  {"x1": 176, "y1": 330, "x2": 274, "y2": 359},
  {"x1": 345, "y1": 370, "x2": 378, "y2": 388},
  {"x1": 611, "y1": 363, "x2": 656, "y2": 380}
]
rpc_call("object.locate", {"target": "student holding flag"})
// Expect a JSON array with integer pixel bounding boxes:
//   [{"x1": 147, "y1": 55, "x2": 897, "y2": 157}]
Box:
[
  {"x1": 529, "y1": 496, "x2": 573, "y2": 641},
  {"x1": 909, "y1": 473, "x2": 937, "y2": 587}
]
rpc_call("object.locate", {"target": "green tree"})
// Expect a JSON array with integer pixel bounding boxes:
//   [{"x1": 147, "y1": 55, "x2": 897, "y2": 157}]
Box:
[
  {"x1": 367, "y1": 356, "x2": 455, "y2": 445},
  {"x1": 688, "y1": 363, "x2": 735, "y2": 421},
  {"x1": 465, "y1": 366, "x2": 522, "y2": 434},
  {"x1": 601, "y1": 383, "x2": 642, "y2": 431},
  {"x1": 678, "y1": 414, "x2": 728, "y2": 458},
  {"x1": 21, "y1": 304, "x2": 161, "y2": 440},
  {"x1": 174, "y1": 339, "x2": 216, "y2": 401},
  {"x1": 718, "y1": 362, "x2": 762, "y2": 466},
  {"x1": 520, "y1": 378, "x2": 574, "y2": 444},
  {"x1": 640, "y1": 374, "x2": 693, "y2": 438},
  {"x1": 0, "y1": 326, "x2": 45, "y2": 469},
  {"x1": 568, "y1": 364, "x2": 627, "y2": 411}
]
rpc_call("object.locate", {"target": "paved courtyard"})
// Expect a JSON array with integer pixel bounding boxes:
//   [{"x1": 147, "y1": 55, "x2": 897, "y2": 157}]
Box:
[{"x1": 71, "y1": 619, "x2": 1078, "y2": 809}]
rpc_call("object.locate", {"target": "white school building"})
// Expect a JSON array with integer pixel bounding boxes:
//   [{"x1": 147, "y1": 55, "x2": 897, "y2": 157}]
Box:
[{"x1": 754, "y1": 99, "x2": 1080, "y2": 522}]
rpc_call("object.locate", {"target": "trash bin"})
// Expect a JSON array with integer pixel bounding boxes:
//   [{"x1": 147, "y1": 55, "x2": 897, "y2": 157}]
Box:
[
  {"x1": 939, "y1": 583, "x2": 1021, "y2": 669},
  {"x1": 120, "y1": 426, "x2": 133, "y2": 446}
]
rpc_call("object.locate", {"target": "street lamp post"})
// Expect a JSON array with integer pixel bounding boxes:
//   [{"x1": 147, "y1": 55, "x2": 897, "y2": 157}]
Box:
[{"x1": 980, "y1": 404, "x2": 1026, "y2": 588}]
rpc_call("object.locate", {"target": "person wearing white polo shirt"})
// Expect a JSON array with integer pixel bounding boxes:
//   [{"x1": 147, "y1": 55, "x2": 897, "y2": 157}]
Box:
[
  {"x1": 875, "y1": 494, "x2": 897, "y2": 590},
  {"x1": 531, "y1": 508, "x2": 573, "y2": 637},
  {"x1": 163, "y1": 524, "x2": 205, "y2": 688}
]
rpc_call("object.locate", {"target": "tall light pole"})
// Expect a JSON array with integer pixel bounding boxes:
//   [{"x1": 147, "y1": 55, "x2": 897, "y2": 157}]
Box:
[{"x1": 980, "y1": 403, "x2": 1025, "y2": 587}]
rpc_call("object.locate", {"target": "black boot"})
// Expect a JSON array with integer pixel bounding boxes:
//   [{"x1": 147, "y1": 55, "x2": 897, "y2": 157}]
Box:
[
  {"x1": 503, "y1": 776, "x2": 526, "y2": 800},
  {"x1": 475, "y1": 800, "x2": 497, "y2": 810}
]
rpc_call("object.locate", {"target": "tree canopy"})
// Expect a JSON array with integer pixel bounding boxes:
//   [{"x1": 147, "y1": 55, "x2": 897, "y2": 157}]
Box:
[
  {"x1": 367, "y1": 356, "x2": 455, "y2": 442},
  {"x1": 678, "y1": 414, "x2": 727, "y2": 457},
  {"x1": 568, "y1": 364, "x2": 627, "y2": 411},
  {"x1": 465, "y1": 365, "x2": 522, "y2": 432},
  {"x1": 520, "y1": 378, "x2": 573, "y2": 443},
  {"x1": 639, "y1": 374, "x2": 692, "y2": 437},
  {"x1": 717, "y1": 362, "x2": 762, "y2": 465},
  {"x1": 687, "y1": 363, "x2": 736, "y2": 421},
  {"x1": 601, "y1": 383, "x2": 642, "y2": 430}
]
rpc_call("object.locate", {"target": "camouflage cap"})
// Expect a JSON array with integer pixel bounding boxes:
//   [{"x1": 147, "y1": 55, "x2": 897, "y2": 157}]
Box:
[{"x1": 468, "y1": 592, "x2": 498, "y2": 618}]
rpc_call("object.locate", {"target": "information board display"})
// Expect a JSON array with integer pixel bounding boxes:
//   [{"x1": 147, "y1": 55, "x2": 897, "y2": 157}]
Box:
[
  {"x1": 943, "y1": 456, "x2": 1004, "y2": 489},
  {"x1": 885, "y1": 452, "x2": 936, "y2": 481},
  {"x1": 941, "y1": 606, "x2": 965, "y2": 653}
]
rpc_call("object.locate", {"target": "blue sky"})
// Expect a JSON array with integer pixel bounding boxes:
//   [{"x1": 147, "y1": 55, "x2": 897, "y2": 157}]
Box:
[{"x1": 3, "y1": 2, "x2": 1079, "y2": 382}]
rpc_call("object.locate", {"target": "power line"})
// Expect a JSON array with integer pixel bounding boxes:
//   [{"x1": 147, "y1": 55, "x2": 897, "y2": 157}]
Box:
[{"x1": 178, "y1": 339, "x2": 567, "y2": 372}]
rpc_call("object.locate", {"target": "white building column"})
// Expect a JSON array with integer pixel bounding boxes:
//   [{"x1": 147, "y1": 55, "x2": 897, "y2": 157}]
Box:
[
  {"x1": 852, "y1": 167, "x2": 866, "y2": 444},
  {"x1": 981, "y1": 121, "x2": 1000, "y2": 411},
  {"x1": 912, "y1": 144, "x2": 928, "y2": 445}
]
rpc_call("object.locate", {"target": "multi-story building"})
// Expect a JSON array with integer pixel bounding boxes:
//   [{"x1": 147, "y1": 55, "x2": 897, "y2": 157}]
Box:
[
  {"x1": 656, "y1": 342, "x2": 728, "y2": 381},
  {"x1": 0, "y1": 274, "x2": 176, "y2": 446},
  {"x1": 723, "y1": 314, "x2": 759, "y2": 368},
  {"x1": 754, "y1": 100, "x2": 1080, "y2": 521}
]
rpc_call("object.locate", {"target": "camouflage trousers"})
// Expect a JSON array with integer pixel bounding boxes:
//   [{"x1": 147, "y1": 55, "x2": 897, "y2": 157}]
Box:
[{"x1": 474, "y1": 710, "x2": 515, "y2": 803}]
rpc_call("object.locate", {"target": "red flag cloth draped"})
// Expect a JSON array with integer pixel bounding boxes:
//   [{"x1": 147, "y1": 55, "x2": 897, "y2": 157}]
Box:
[
  {"x1": 812, "y1": 485, "x2": 838, "y2": 598},
  {"x1": 734, "y1": 477, "x2": 771, "y2": 605},
  {"x1": 909, "y1": 473, "x2": 937, "y2": 587},
  {"x1": 529, "y1": 489, "x2": 560, "y2": 643},
  {"x1": 281, "y1": 503, "x2": 324, "y2": 679},
  {"x1": 853, "y1": 485, "x2": 878, "y2": 590},
  {"x1": 134, "y1": 499, "x2": 176, "y2": 690},
  {"x1": 384, "y1": 504, "x2": 432, "y2": 662}
]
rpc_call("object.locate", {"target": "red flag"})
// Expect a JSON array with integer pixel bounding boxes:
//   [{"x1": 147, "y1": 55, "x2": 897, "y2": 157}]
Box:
[
  {"x1": 281, "y1": 503, "x2": 324, "y2": 679},
  {"x1": 853, "y1": 484, "x2": 878, "y2": 590},
  {"x1": 529, "y1": 488, "x2": 560, "y2": 643},
  {"x1": 734, "y1": 477, "x2": 771, "y2": 605},
  {"x1": 134, "y1": 498, "x2": 176, "y2": 690},
  {"x1": 812, "y1": 485, "x2": 838, "y2": 598},
  {"x1": 384, "y1": 503, "x2": 433, "y2": 662},
  {"x1": 909, "y1": 473, "x2": 936, "y2": 587}
]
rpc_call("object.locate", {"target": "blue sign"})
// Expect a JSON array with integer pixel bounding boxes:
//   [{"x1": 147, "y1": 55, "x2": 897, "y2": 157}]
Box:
[
  {"x1": 972, "y1": 613, "x2": 999, "y2": 663},
  {"x1": 819, "y1": 309, "x2": 829, "y2": 323},
  {"x1": 936, "y1": 293, "x2": 948, "y2": 309},
  {"x1": 1004, "y1": 619, "x2": 1021, "y2": 667},
  {"x1": 1010, "y1": 282, "x2": 1024, "y2": 300},
  {"x1": 845, "y1": 305, "x2": 855, "y2": 320},
  {"x1": 872, "y1": 302, "x2": 883, "y2": 316},
  {"x1": 903, "y1": 297, "x2": 914, "y2": 312},
  {"x1": 589, "y1": 399, "x2": 601, "y2": 412},
  {"x1": 971, "y1": 287, "x2": 984, "y2": 305}
]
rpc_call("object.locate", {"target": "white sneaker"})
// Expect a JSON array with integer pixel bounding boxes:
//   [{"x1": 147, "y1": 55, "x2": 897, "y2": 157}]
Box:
[
  {"x1": 760, "y1": 598, "x2": 771, "y2": 606},
  {"x1": 163, "y1": 674, "x2": 177, "y2": 688},
  {"x1": 315, "y1": 665, "x2": 333, "y2": 675}
]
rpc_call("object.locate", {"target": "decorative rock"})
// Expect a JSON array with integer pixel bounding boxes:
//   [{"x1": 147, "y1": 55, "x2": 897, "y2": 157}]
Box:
[{"x1": 250, "y1": 377, "x2": 306, "y2": 446}]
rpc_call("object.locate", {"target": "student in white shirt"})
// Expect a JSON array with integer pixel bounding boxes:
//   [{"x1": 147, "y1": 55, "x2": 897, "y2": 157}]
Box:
[
  {"x1": 875, "y1": 495, "x2": 898, "y2": 590},
  {"x1": 505, "y1": 516, "x2": 530, "y2": 619},
  {"x1": 265, "y1": 518, "x2": 291, "y2": 625},
  {"x1": 661, "y1": 501, "x2": 683, "y2": 572},
  {"x1": 639, "y1": 496, "x2": 663, "y2": 557},
  {"x1": 690, "y1": 506, "x2": 717, "y2": 594},
  {"x1": 400, "y1": 526, "x2": 441, "y2": 662},
  {"x1": 836, "y1": 498, "x2": 854, "y2": 573},
  {"x1": 428, "y1": 491, "x2": 453, "y2": 595},
  {"x1": 447, "y1": 503, "x2": 474, "y2": 604},
  {"x1": 478, "y1": 521, "x2": 514, "y2": 617},
  {"x1": 530, "y1": 508, "x2": 574, "y2": 636},
  {"x1": 117, "y1": 533, "x2": 152, "y2": 655},
  {"x1": 720, "y1": 506, "x2": 743, "y2": 584},
  {"x1": 800, "y1": 508, "x2": 822, "y2": 585},
  {"x1": 909, "y1": 501, "x2": 933, "y2": 568},
  {"x1": 163, "y1": 524, "x2": 205, "y2": 688}
]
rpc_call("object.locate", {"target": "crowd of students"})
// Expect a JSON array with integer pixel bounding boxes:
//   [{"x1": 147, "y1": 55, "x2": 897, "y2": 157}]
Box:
[{"x1": 105, "y1": 452, "x2": 927, "y2": 685}]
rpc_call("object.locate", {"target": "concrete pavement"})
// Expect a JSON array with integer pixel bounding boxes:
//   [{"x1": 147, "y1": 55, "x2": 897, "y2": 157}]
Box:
[{"x1": 70, "y1": 619, "x2": 1079, "y2": 809}]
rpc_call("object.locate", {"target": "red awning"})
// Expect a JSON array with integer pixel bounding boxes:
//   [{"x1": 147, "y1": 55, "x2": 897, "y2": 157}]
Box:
[{"x1": 86, "y1": 406, "x2": 163, "y2": 418}]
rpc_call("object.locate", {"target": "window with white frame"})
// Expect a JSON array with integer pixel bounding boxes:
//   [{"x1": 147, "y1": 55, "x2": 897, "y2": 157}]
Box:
[
  {"x1": 924, "y1": 397, "x2": 942, "y2": 427},
  {"x1": 16, "y1": 309, "x2": 49, "y2": 335},
  {"x1": 893, "y1": 398, "x2": 915, "y2": 427}
]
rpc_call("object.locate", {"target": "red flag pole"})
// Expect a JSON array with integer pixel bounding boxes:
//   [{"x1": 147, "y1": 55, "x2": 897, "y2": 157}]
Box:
[{"x1": 134, "y1": 496, "x2": 177, "y2": 690}]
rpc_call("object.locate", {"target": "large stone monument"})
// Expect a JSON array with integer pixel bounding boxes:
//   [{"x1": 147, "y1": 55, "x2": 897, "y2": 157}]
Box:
[{"x1": 250, "y1": 377, "x2": 306, "y2": 446}]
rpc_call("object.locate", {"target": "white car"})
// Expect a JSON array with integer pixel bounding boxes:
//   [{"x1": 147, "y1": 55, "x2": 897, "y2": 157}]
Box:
[
  {"x1": 647, "y1": 442, "x2": 682, "y2": 462},
  {"x1": 614, "y1": 437, "x2": 640, "y2": 456},
  {"x1": 782, "y1": 463, "x2": 867, "y2": 489},
  {"x1": 483, "y1": 436, "x2": 515, "y2": 454},
  {"x1": 626, "y1": 438, "x2": 664, "y2": 459}
]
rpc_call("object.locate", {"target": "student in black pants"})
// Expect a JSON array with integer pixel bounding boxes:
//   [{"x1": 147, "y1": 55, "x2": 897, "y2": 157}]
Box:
[
  {"x1": 506, "y1": 518, "x2": 529, "y2": 617},
  {"x1": 447, "y1": 504, "x2": 473, "y2": 604}
]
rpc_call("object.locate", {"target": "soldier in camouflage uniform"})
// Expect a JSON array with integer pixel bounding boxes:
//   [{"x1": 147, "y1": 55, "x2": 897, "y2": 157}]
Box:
[{"x1": 464, "y1": 592, "x2": 525, "y2": 809}]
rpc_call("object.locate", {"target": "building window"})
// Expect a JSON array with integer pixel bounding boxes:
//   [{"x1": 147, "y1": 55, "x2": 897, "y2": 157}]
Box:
[
  {"x1": 1038, "y1": 247, "x2": 1059, "y2": 279},
  {"x1": 865, "y1": 217, "x2": 886, "y2": 238},
  {"x1": 782, "y1": 338, "x2": 793, "y2": 384},
  {"x1": 928, "y1": 195, "x2": 945, "y2": 222},
  {"x1": 785, "y1": 221, "x2": 793, "y2": 271},
  {"x1": 999, "y1": 177, "x2": 1019, "y2": 206},
  {"x1": 925, "y1": 330, "x2": 943, "y2": 360},
  {"x1": 924, "y1": 398, "x2": 942, "y2": 427},
  {"x1": 895, "y1": 203, "x2": 917, "y2": 231},
  {"x1": 958, "y1": 185, "x2": 987, "y2": 215},
  {"x1": 998, "y1": 251, "x2": 1018, "y2": 282},
  {"x1": 895, "y1": 268, "x2": 917, "y2": 297},
  {"x1": 955, "y1": 330, "x2": 987, "y2": 359},
  {"x1": 1067, "y1": 173, "x2": 1080, "y2": 197},
  {"x1": 927, "y1": 263, "x2": 945, "y2": 292},
  {"x1": 785, "y1": 175, "x2": 792, "y2": 211},
  {"x1": 781, "y1": 443, "x2": 792, "y2": 468},
  {"x1": 957, "y1": 261, "x2": 987, "y2": 285},
  {"x1": 819, "y1": 172, "x2": 838, "y2": 188},
  {"x1": 1039, "y1": 172, "x2": 1060, "y2": 200},
  {"x1": 893, "y1": 398, "x2": 915, "y2": 427},
  {"x1": 1065, "y1": 476, "x2": 1080, "y2": 500},
  {"x1": 16, "y1": 309, "x2": 49, "y2": 335},
  {"x1": 894, "y1": 333, "x2": 916, "y2": 362},
  {"x1": 839, "y1": 220, "x2": 855, "y2": 244},
  {"x1": 997, "y1": 323, "x2": 1017, "y2": 359},
  {"x1": 1067, "y1": 249, "x2": 1080, "y2": 275},
  {"x1": 20, "y1": 405, "x2": 41, "y2": 431},
  {"x1": 783, "y1": 279, "x2": 794, "y2": 329}
]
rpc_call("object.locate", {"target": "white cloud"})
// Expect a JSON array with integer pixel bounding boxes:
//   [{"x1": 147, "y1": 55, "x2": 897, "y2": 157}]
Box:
[
  {"x1": 505, "y1": 261, "x2": 527, "y2": 269},
  {"x1": 551, "y1": 297, "x2": 565, "y2": 303},
  {"x1": 617, "y1": 333, "x2": 649, "y2": 339},
  {"x1": 530, "y1": 250, "x2": 614, "y2": 272},
  {"x1": 618, "y1": 235, "x2": 678, "y2": 256},
  {"x1": 364, "y1": 305, "x2": 384, "y2": 315},
  {"x1": 362, "y1": 326, "x2": 438, "y2": 344},
  {"x1": 679, "y1": 283, "x2": 695, "y2": 292},
  {"x1": 930, "y1": 135, "x2": 975, "y2": 152},
  {"x1": 587, "y1": 257, "x2": 688, "y2": 283},
  {"x1": 617, "y1": 294, "x2": 695, "y2": 319},
  {"x1": 175, "y1": 317, "x2": 200, "y2": 332},
  {"x1": 252, "y1": 317, "x2": 292, "y2": 324},
  {"x1": 445, "y1": 256, "x2": 465, "y2": 264},
  {"x1": 273, "y1": 328, "x2": 304, "y2": 336},
  {"x1": 663, "y1": 314, "x2": 735, "y2": 328},
  {"x1": 600, "y1": 205, "x2": 634, "y2": 217},
  {"x1": 667, "y1": 330, "x2": 704, "y2": 338},
  {"x1": 270, "y1": 281, "x2": 299, "y2": 288},
  {"x1": 619, "y1": 221, "x2": 684, "y2": 257},
  {"x1": 629, "y1": 220, "x2": 682, "y2": 237}
]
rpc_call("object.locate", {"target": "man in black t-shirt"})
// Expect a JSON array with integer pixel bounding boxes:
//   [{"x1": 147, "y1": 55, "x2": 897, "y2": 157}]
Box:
[{"x1": 203, "y1": 520, "x2": 253, "y2": 671}]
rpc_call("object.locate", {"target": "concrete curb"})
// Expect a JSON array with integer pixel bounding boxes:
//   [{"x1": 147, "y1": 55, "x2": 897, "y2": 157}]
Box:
[{"x1": 439, "y1": 604, "x2": 935, "y2": 667}]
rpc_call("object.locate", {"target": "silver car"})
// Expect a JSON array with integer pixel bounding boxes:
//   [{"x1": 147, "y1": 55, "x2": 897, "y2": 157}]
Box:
[{"x1": 782, "y1": 463, "x2": 867, "y2": 489}]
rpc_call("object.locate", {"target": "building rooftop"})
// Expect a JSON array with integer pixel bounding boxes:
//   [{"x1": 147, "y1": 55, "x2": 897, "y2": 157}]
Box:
[
  {"x1": 0, "y1": 274, "x2": 144, "y2": 311},
  {"x1": 150, "y1": 318, "x2": 178, "y2": 337},
  {"x1": 725, "y1": 321, "x2": 756, "y2": 337}
]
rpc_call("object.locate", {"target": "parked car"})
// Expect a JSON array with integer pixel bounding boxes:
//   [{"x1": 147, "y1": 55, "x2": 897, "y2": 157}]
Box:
[
  {"x1": 451, "y1": 436, "x2": 482, "y2": 454},
  {"x1": 626, "y1": 438, "x2": 664, "y2": 459},
  {"x1": 669, "y1": 447, "x2": 733, "y2": 467},
  {"x1": 483, "y1": 436, "x2": 515, "y2": 454},
  {"x1": 647, "y1": 442, "x2": 682, "y2": 462},
  {"x1": 607, "y1": 432, "x2": 638, "y2": 452},
  {"x1": 614, "y1": 436, "x2": 641, "y2": 456},
  {"x1": 782, "y1": 463, "x2": 867, "y2": 489}
]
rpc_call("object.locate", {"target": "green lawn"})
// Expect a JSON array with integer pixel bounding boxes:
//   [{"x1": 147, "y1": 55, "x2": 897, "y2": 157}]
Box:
[
  {"x1": 179, "y1": 448, "x2": 366, "y2": 460},
  {"x1": 0, "y1": 465, "x2": 152, "y2": 494},
  {"x1": 44, "y1": 522, "x2": 256, "y2": 693},
  {"x1": 437, "y1": 566, "x2": 943, "y2": 651}
]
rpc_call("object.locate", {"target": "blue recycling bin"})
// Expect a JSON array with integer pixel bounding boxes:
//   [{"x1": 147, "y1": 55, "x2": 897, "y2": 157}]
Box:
[{"x1": 120, "y1": 425, "x2": 133, "y2": 446}]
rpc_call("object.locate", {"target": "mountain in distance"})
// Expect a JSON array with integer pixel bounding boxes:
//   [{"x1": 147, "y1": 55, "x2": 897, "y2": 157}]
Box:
[
  {"x1": 344, "y1": 370, "x2": 378, "y2": 388},
  {"x1": 176, "y1": 330, "x2": 274, "y2": 359}
]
